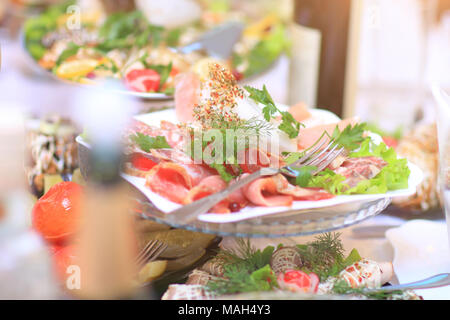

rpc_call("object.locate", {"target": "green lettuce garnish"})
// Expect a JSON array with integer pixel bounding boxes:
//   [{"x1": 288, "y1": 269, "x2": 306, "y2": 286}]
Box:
[{"x1": 307, "y1": 137, "x2": 410, "y2": 195}]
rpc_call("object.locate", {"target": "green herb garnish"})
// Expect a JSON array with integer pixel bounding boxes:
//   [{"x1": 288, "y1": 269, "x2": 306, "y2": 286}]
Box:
[
  {"x1": 56, "y1": 42, "x2": 80, "y2": 66},
  {"x1": 332, "y1": 123, "x2": 367, "y2": 151},
  {"x1": 236, "y1": 24, "x2": 290, "y2": 78},
  {"x1": 130, "y1": 133, "x2": 171, "y2": 152},
  {"x1": 148, "y1": 62, "x2": 172, "y2": 90},
  {"x1": 166, "y1": 28, "x2": 182, "y2": 47},
  {"x1": 331, "y1": 280, "x2": 403, "y2": 300},
  {"x1": 297, "y1": 233, "x2": 346, "y2": 281},
  {"x1": 24, "y1": 0, "x2": 76, "y2": 60},
  {"x1": 207, "y1": 239, "x2": 277, "y2": 295},
  {"x1": 293, "y1": 165, "x2": 317, "y2": 187},
  {"x1": 244, "y1": 85, "x2": 302, "y2": 139}
]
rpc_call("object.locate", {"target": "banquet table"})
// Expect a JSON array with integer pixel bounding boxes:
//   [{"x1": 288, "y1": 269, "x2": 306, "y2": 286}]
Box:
[{"x1": 1, "y1": 36, "x2": 450, "y2": 301}]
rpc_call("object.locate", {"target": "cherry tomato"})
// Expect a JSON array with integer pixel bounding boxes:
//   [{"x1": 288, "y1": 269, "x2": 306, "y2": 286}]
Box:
[
  {"x1": 130, "y1": 153, "x2": 157, "y2": 171},
  {"x1": 32, "y1": 182, "x2": 83, "y2": 243},
  {"x1": 125, "y1": 69, "x2": 160, "y2": 93}
]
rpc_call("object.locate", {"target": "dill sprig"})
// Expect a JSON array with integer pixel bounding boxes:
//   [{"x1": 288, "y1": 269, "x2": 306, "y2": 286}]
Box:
[
  {"x1": 213, "y1": 238, "x2": 274, "y2": 271},
  {"x1": 297, "y1": 233, "x2": 345, "y2": 281},
  {"x1": 206, "y1": 239, "x2": 277, "y2": 295},
  {"x1": 201, "y1": 109, "x2": 274, "y2": 137},
  {"x1": 332, "y1": 280, "x2": 404, "y2": 300}
]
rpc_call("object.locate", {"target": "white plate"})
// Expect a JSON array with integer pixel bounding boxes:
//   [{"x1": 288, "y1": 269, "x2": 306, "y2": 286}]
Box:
[{"x1": 77, "y1": 107, "x2": 424, "y2": 224}]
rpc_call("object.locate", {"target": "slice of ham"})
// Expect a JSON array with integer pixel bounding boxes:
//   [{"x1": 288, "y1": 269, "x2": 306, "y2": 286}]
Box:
[
  {"x1": 183, "y1": 175, "x2": 229, "y2": 213},
  {"x1": 244, "y1": 174, "x2": 334, "y2": 207},
  {"x1": 125, "y1": 120, "x2": 187, "y2": 151},
  {"x1": 183, "y1": 175, "x2": 248, "y2": 213},
  {"x1": 145, "y1": 162, "x2": 214, "y2": 203},
  {"x1": 288, "y1": 102, "x2": 312, "y2": 122},
  {"x1": 175, "y1": 72, "x2": 200, "y2": 123},
  {"x1": 334, "y1": 156, "x2": 387, "y2": 188},
  {"x1": 145, "y1": 162, "x2": 193, "y2": 203},
  {"x1": 243, "y1": 174, "x2": 293, "y2": 207},
  {"x1": 297, "y1": 118, "x2": 358, "y2": 150}
]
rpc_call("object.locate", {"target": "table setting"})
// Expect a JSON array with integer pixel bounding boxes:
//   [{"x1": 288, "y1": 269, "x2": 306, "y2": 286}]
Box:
[{"x1": 0, "y1": 0, "x2": 449, "y2": 304}]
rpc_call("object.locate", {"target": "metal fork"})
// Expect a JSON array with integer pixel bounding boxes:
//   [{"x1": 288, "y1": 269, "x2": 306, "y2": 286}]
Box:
[
  {"x1": 166, "y1": 137, "x2": 345, "y2": 224},
  {"x1": 135, "y1": 240, "x2": 168, "y2": 268},
  {"x1": 364, "y1": 273, "x2": 450, "y2": 293}
]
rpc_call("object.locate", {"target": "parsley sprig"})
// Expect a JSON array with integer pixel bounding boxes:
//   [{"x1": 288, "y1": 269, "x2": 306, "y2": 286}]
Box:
[
  {"x1": 130, "y1": 132, "x2": 171, "y2": 152},
  {"x1": 244, "y1": 85, "x2": 302, "y2": 139},
  {"x1": 332, "y1": 122, "x2": 367, "y2": 151}
]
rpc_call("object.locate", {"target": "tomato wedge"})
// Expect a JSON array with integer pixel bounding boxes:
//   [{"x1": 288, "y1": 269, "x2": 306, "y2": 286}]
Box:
[
  {"x1": 278, "y1": 270, "x2": 319, "y2": 293},
  {"x1": 125, "y1": 69, "x2": 160, "y2": 93}
]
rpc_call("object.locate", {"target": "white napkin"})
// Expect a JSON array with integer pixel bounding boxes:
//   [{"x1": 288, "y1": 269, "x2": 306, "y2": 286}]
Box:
[{"x1": 386, "y1": 219, "x2": 450, "y2": 300}]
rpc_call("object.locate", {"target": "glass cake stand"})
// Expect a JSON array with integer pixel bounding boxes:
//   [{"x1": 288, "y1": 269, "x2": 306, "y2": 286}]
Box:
[{"x1": 132, "y1": 193, "x2": 391, "y2": 238}]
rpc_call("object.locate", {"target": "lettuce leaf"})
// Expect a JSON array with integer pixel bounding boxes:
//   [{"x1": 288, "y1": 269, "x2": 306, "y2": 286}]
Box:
[{"x1": 307, "y1": 137, "x2": 410, "y2": 195}]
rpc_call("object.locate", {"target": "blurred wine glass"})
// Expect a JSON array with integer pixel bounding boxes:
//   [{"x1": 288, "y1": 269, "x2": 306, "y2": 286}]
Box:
[{"x1": 432, "y1": 86, "x2": 450, "y2": 246}]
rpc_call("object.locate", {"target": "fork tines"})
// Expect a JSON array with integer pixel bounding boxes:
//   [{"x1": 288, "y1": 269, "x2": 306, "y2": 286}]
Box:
[
  {"x1": 289, "y1": 136, "x2": 345, "y2": 175},
  {"x1": 135, "y1": 240, "x2": 167, "y2": 267}
]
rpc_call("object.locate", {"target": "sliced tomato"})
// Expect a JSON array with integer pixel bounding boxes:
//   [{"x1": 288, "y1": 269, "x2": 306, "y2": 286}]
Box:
[
  {"x1": 125, "y1": 69, "x2": 160, "y2": 93},
  {"x1": 130, "y1": 153, "x2": 157, "y2": 171},
  {"x1": 278, "y1": 270, "x2": 320, "y2": 293},
  {"x1": 382, "y1": 136, "x2": 398, "y2": 148}
]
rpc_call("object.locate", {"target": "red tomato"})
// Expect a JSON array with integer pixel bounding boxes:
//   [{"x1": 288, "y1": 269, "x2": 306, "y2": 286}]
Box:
[
  {"x1": 238, "y1": 148, "x2": 270, "y2": 174},
  {"x1": 170, "y1": 67, "x2": 179, "y2": 77},
  {"x1": 125, "y1": 69, "x2": 160, "y2": 92},
  {"x1": 32, "y1": 182, "x2": 83, "y2": 243},
  {"x1": 382, "y1": 136, "x2": 398, "y2": 148},
  {"x1": 131, "y1": 153, "x2": 157, "y2": 171},
  {"x1": 52, "y1": 244, "x2": 79, "y2": 283}
]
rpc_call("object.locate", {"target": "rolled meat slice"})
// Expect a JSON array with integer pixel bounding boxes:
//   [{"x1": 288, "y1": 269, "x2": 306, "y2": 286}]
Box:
[
  {"x1": 243, "y1": 174, "x2": 293, "y2": 207},
  {"x1": 338, "y1": 259, "x2": 393, "y2": 289},
  {"x1": 318, "y1": 259, "x2": 394, "y2": 295}
]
